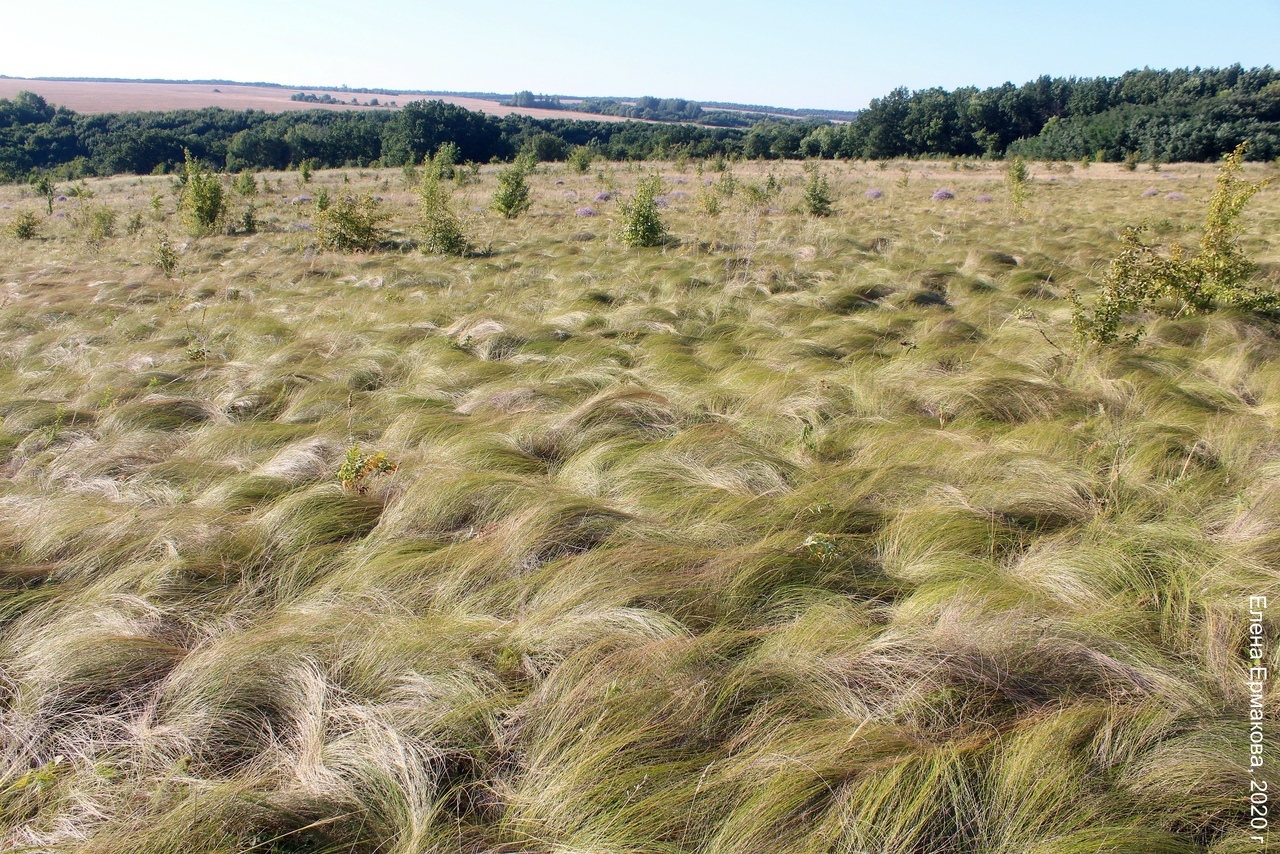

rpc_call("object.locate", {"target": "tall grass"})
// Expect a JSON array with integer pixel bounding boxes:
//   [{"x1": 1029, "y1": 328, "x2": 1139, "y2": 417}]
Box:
[{"x1": 0, "y1": 158, "x2": 1277, "y2": 851}]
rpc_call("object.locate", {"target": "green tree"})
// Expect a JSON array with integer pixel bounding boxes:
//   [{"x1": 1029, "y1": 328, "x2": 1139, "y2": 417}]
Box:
[
  {"x1": 32, "y1": 173, "x2": 56, "y2": 215},
  {"x1": 618, "y1": 174, "x2": 667, "y2": 247},
  {"x1": 178, "y1": 150, "x2": 225, "y2": 236},
  {"x1": 491, "y1": 159, "x2": 533, "y2": 219},
  {"x1": 418, "y1": 170, "x2": 468, "y2": 256},
  {"x1": 313, "y1": 193, "x2": 387, "y2": 252},
  {"x1": 803, "y1": 168, "x2": 834, "y2": 217}
]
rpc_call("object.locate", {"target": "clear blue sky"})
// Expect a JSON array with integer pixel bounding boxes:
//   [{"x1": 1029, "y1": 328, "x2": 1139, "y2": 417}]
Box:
[{"x1": 5, "y1": 0, "x2": 1278, "y2": 110}]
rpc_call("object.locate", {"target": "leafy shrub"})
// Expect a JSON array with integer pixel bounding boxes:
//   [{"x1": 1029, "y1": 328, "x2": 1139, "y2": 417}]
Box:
[
  {"x1": 1006, "y1": 156, "x2": 1030, "y2": 215},
  {"x1": 299, "y1": 159, "x2": 314, "y2": 183},
  {"x1": 492, "y1": 160, "x2": 533, "y2": 219},
  {"x1": 418, "y1": 171, "x2": 468, "y2": 256},
  {"x1": 803, "y1": 170, "x2": 833, "y2": 216},
  {"x1": 931, "y1": 188, "x2": 955, "y2": 201},
  {"x1": 178, "y1": 151, "x2": 225, "y2": 236},
  {"x1": 568, "y1": 145, "x2": 596, "y2": 174},
  {"x1": 9, "y1": 211, "x2": 39, "y2": 240},
  {"x1": 233, "y1": 171, "x2": 257, "y2": 196},
  {"x1": 153, "y1": 234, "x2": 179, "y2": 278},
  {"x1": 32, "y1": 173, "x2": 56, "y2": 214},
  {"x1": 429, "y1": 142, "x2": 459, "y2": 179},
  {"x1": 697, "y1": 186, "x2": 722, "y2": 216},
  {"x1": 337, "y1": 445, "x2": 398, "y2": 493},
  {"x1": 125, "y1": 212, "x2": 144, "y2": 235},
  {"x1": 1071, "y1": 143, "x2": 1278, "y2": 343},
  {"x1": 84, "y1": 205, "x2": 116, "y2": 247},
  {"x1": 1122, "y1": 151, "x2": 1140, "y2": 171},
  {"x1": 618, "y1": 174, "x2": 667, "y2": 248},
  {"x1": 313, "y1": 193, "x2": 388, "y2": 252}
]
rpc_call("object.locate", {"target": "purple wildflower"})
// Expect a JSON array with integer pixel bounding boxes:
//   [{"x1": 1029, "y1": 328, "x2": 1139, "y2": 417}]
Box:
[
  {"x1": 931, "y1": 188, "x2": 955, "y2": 201},
  {"x1": 55, "y1": 195, "x2": 67, "y2": 202},
  {"x1": 594, "y1": 191, "x2": 612, "y2": 202},
  {"x1": 654, "y1": 196, "x2": 669, "y2": 208},
  {"x1": 292, "y1": 222, "x2": 312, "y2": 231},
  {"x1": 976, "y1": 194, "x2": 994, "y2": 203},
  {"x1": 575, "y1": 207, "x2": 596, "y2": 217},
  {"x1": 293, "y1": 195, "x2": 312, "y2": 204},
  {"x1": 1142, "y1": 188, "x2": 1159, "y2": 198},
  {"x1": 865, "y1": 188, "x2": 884, "y2": 199},
  {"x1": 1166, "y1": 192, "x2": 1188, "y2": 201},
  {"x1": 563, "y1": 190, "x2": 578, "y2": 199}
]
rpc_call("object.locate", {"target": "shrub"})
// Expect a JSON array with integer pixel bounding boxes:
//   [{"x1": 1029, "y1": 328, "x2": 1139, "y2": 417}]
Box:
[
  {"x1": 9, "y1": 211, "x2": 39, "y2": 240},
  {"x1": 299, "y1": 159, "x2": 314, "y2": 183},
  {"x1": 618, "y1": 173, "x2": 667, "y2": 248},
  {"x1": 233, "y1": 171, "x2": 257, "y2": 196},
  {"x1": 865, "y1": 188, "x2": 884, "y2": 199},
  {"x1": 418, "y1": 171, "x2": 468, "y2": 256},
  {"x1": 492, "y1": 160, "x2": 533, "y2": 219},
  {"x1": 1006, "y1": 156, "x2": 1030, "y2": 216},
  {"x1": 522, "y1": 132, "x2": 567, "y2": 163},
  {"x1": 153, "y1": 234, "x2": 179, "y2": 278},
  {"x1": 931, "y1": 188, "x2": 955, "y2": 201},
  {"x1": 32, "y1": 173, "x2": 56, "y2": 215},
  {"x1": 1071, "y1": 142, "x2": 1278, "y2": 343},
  {"x1": 313, "y1": 193, "x2": 388, "y2": 252},
  {"x1": 568, "y1": 145, "x2": 596, "y2": 174},
  {"x1": 803, "y1": 170, "x2": 833, "y2": 217},
  {"x1": 697, "y1": 186, "x2": 721, "y2": 216},
  {"x1": 1122, "y1": 151, "x2": 1140, "y2": 171},
  {"x1": 337, "y1": 445, "x2": 397, "y2": 493},
  {"x1": 84, "y1": 205, "x2": 117, "y2": 247},
  {"x1": 179, "y1": 151, "x2": 226, "y2": 236}
]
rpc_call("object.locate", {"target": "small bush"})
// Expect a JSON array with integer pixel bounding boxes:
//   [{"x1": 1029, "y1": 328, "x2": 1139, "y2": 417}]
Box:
[
  {"x1": 154, "y1": 234, "x2": 179, "y2": 278},
  {"x1": 9, "y1": 211, "x2": 39, "y2": 240},
  {"x1": 313, "y1": 193, "x2": 388, "y2": 252},
  {"x1": 418, "y1": 171, "x2": 468, "y2": 256},
  {"x1": 492, "y1": 160, "x2": 533, "y2": 219},
  {"x1": 84, "y1": 205, "x2": 116, "y2": 247},
  {"x1": 618, "y1": 173, "x2": 667, "y2": 248},
  {"x1": 568, "y1": 145, "x2": 596, "y2": 174},
  {"x1": 697, "y1": 186, "x2": 721, "y2": 216},
  {"x1": 179, "y1": 151, "x2": 226, "y2": 236},
  {"x1": 1071, "y1": 142, "x2": 1277, "y2": 343},
  {"x1": 1006, "y1": 156, "x2": 1030, "y2": 216},
  {"x1": 337, "y1": 445, "x2": 398, "y2": 493},
  {"x1": 233, "y1": 171, "x2": 257, "y2": 196},
  {"x1": 803, "y1": 169, "x2": 833, "y2": 217}
]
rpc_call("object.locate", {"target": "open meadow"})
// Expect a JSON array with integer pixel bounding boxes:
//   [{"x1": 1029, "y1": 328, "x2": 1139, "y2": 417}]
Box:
[{"x1": 1, "y1": 156, "x2": 1279, "y2": 851}]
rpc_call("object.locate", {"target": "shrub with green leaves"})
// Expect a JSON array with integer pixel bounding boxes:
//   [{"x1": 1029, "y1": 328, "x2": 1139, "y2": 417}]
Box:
[
  {"x1": 492, "y1": 160, "x2": 533, "y2": 219},
  {"x1": 313, "y1": 193, "x2": 388, "y2": 252},
  {"x1": 178, "y1": 151, "x2": 226, "y2": 236},
  {"x1": 1071, "y1": 142, "x2": 1278, "y2": 343},
  {"x1": 233, "y1": 171, "x2": 257, "y2": 196},
  {"x1": 32, "y1": 173, "x2": 56, "y2": 215},
  {"x1": 568, "y1": 144, "x2": 596, "y2": 174},
  {"x1": 803, "y1": 169, "x2": 833, "y2": 217},
  {"x1": 9, "y1": 211, "x2": 39, "y2": 240},
  {"x1": 1006, "y1": 156, "x2": 1031, "y2": 217},
  {"x1": 618, "y1": 173, "x2": 667, "y2": 248},
  {"x1": 153, "y1": 233, "x2": 179, "y2": 278},
  {"x1": 418, "y1": 170, "x2": 468, "y2": 256},
  {"x1": 84, "y1": 205, "x2": 116, "y2": 247},
  {"x1": 337, "y1": 445, "x2": 397, "y2": 493}
]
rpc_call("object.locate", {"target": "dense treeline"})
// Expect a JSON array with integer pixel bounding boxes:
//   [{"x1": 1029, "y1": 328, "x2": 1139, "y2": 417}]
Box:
[
  {"x1": 817, "y1": 65, "x2": 1280, "y2": 162},
  {"x1": 0, "y1": 94, "x2": 745, "y2": 180},
  {"x1": 1, "y1": 66, "x2": 1277, "y2": 181}
]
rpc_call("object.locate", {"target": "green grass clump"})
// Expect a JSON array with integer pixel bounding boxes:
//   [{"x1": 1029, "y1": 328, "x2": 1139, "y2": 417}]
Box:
[{"x1": 0, "y1": 156, "x2": 1276, "y2": 851}]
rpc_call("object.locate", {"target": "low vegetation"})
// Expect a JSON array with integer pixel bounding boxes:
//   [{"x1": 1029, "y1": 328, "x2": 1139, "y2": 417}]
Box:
[{"x1": 0, "y1": 152, "x2": 1278, "y2": 851}]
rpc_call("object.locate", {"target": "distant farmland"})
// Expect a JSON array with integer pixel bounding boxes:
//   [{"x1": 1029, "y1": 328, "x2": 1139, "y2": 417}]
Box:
[{"x1": 0, "y1": 77, "x2": 632, "y2": 121}]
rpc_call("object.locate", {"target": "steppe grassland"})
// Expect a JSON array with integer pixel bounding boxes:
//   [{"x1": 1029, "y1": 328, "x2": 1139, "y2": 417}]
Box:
[{"x1": 0, "y1": 156, "x2": 1279, "y2": 852}]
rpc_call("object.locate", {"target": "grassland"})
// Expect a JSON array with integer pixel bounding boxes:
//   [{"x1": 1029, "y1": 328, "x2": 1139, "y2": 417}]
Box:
[{"x1": 1, "y1": 156, "x2": 1278, "y2": 852}]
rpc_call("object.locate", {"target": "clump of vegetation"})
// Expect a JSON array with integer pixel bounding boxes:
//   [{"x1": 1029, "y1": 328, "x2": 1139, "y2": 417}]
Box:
[
  {"x1": 313, "y1": 192, "x2": 388, "y2": 252},
  {"x1": 298, "y1": 158, "x2": 314, "y2": 183},
  {"x1": 1006, "y1": 156, "x2": 1031, "y2": 217},
  {"x1": 9, "y1": 211, "x2": 39, "y2": 240},
  {"x1": 178, "y1": 150, "x2": 225, "y2": 235},
  {"x1": 492, "y1": 158, "x2": 533, "y2": 218},
  {"x1": 696, "y1": 185, "x2": 721, "y2": 216},
  {"x1": 233, "y1": 171, "x2": 257, "y2": 196},
  {"x1": 618, "y1": 173, "x2": 667, "y2": 247},
  {"x1": 153, "y1": 233, "x2": 179, "y2": 277},
  {"x1": 83, "y1": 205, "x2": 116, "y2": 247},
  {"x1": 1072, "y1": 142, "x2": 1277, "y2": 343},
  {"x1": 803, "y1": 168, "x2": 834, "y2": 216},
  {"x1": 568, "y1": 144, "x2": 596, "y2": 174},
  {"x1": 336, "y1": 444, "x2": 398, "y2": 492},
  {"x1": 418, "y1": 169, "x2": 468, "y2": 256},
  {"x1": 32, "y1": 172, "x2": 56, "y2": 215}
]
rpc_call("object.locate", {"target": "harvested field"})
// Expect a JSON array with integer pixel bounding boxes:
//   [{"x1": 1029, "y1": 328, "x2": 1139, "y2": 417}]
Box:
[{"x1": 0, "y1": 77, "x2": 632, "y2": 121}]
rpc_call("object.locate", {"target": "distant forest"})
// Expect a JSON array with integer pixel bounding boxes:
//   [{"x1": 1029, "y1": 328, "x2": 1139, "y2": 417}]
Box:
[{"x1": 0, "y1": 65, "x2": 1276, "y2": 180}]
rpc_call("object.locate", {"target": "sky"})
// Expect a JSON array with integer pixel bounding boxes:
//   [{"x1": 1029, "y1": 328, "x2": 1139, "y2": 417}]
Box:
[{"x1": 4, "y1": 0, "x2": 1278, "y2": 110}]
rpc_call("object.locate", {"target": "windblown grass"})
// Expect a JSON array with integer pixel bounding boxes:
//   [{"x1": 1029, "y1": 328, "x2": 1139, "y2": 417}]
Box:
[{"x1": 0, "y1": 158, "x2": 1277, "y2": 851}]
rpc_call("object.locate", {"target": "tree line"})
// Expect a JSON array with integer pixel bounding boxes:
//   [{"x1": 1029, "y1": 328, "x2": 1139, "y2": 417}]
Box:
[{"x1": 1, "y1": 65, "x2": 1276, "y2": 181}]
